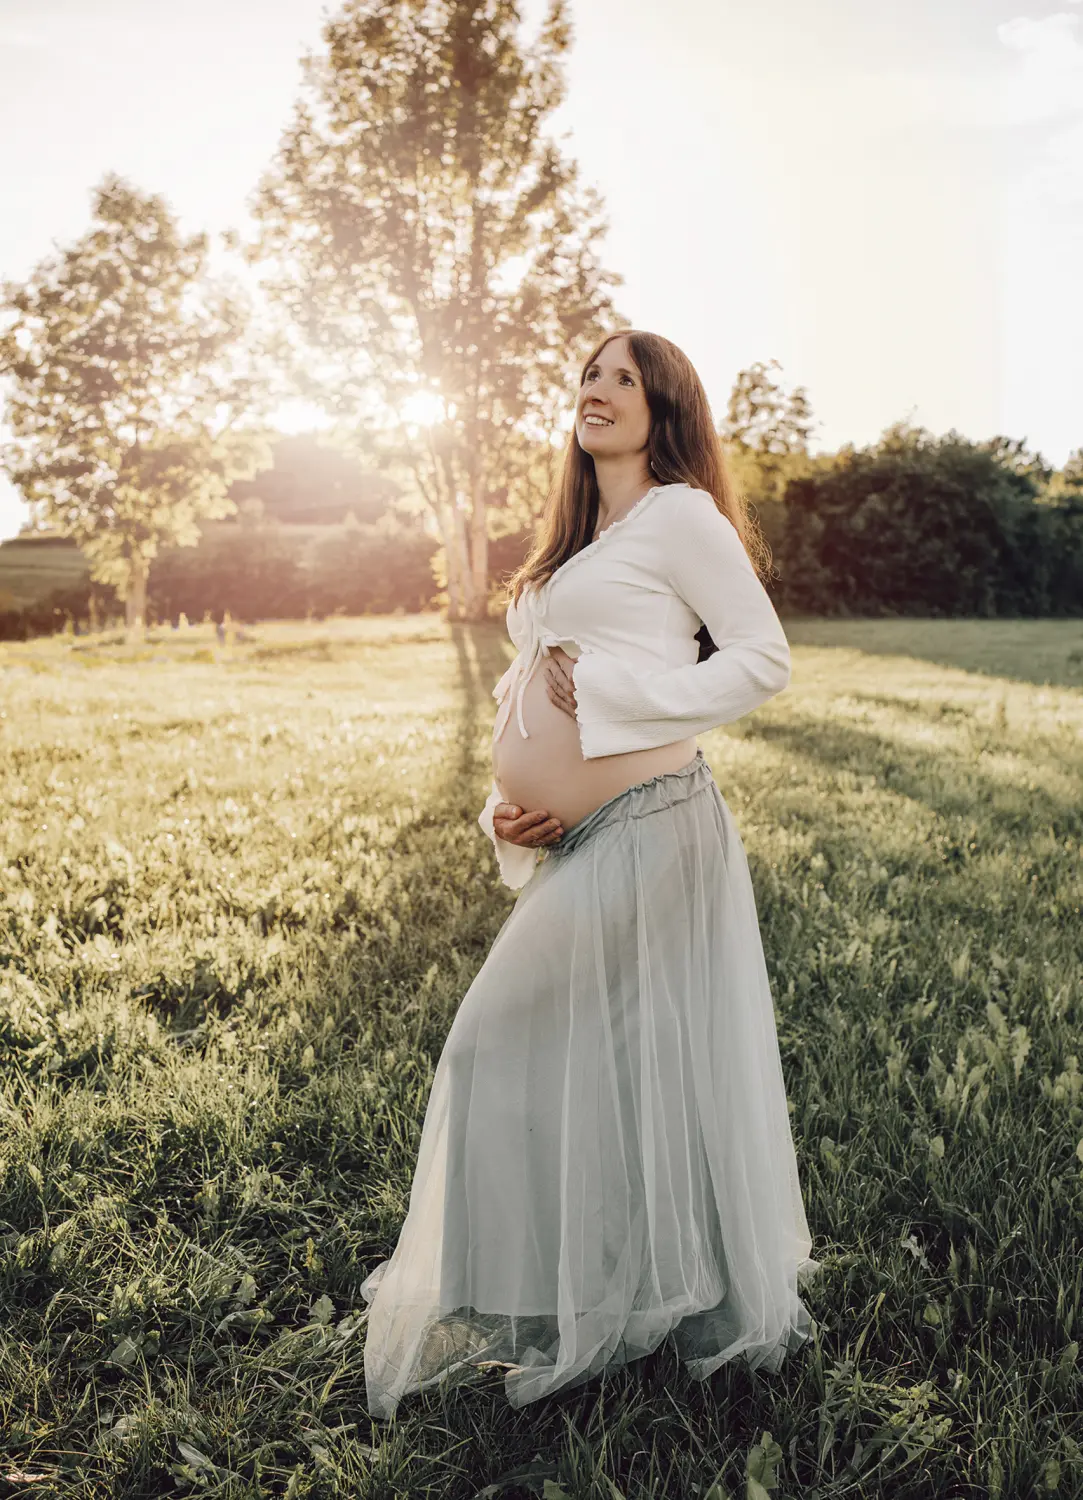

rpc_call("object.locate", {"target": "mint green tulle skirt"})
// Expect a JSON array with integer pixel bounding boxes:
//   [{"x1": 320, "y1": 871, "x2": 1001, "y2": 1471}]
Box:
[{"x1": 359, "y1": 750, "x2": 817, "y2": 1420}]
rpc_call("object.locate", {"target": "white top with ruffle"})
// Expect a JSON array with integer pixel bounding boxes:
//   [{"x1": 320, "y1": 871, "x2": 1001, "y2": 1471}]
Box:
[{"x1": 478, "y1": 482, "x2": 792, "y2": 889}]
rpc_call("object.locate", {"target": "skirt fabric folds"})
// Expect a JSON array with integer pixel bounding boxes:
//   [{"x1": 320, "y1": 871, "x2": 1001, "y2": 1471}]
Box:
[{"x1": 359, "y1": 749, "x2": 816, "y2": 1421}]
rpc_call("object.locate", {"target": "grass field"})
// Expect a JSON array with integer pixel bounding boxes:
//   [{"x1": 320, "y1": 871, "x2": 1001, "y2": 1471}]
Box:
[
  {"x1": 0, "y1": 538, "x2": 89, "y2": 610},
  {"x1": 1, "y1": 615, "x2": 1081, "y2": 1499}
]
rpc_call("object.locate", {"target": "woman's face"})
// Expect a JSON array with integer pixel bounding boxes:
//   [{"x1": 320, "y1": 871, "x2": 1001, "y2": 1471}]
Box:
[{"x1": 575, "y1": 336, "x2": 652, "y2": 466}]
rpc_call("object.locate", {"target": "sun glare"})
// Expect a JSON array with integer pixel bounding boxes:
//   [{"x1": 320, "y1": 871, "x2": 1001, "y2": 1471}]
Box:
[{"x1": 399, "y1": 390, "x2": 447, "y2": 428}]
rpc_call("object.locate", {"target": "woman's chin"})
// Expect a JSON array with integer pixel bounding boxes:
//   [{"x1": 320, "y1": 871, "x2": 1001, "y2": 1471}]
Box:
[{"x1": 579, "y1": 437, "x2": 641, "y2": 462}]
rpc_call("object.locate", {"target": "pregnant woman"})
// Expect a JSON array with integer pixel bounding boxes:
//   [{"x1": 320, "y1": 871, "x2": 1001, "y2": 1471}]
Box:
[{"x1": 359, "y1": 329, "x2": 817, "y2": 1421}]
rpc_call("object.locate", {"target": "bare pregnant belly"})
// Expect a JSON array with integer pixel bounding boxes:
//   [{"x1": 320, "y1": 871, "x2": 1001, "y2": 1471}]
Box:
[{"x1": 491, "y1": 647, "x2": 698, "y2": 833}]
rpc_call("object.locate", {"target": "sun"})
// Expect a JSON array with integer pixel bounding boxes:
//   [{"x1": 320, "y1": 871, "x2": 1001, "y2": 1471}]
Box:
[{"x1": 399, "y1": 390, "x2": 447, "y2": 428}]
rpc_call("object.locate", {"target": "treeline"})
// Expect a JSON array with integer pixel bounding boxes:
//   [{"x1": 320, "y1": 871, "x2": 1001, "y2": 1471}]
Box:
[
  {"x1": 759, "y1": 425, "x2": 1083, "y2": 617},
  {"x1": 149, "y1": 511, "x2": 439, "y2": 621},
  {"x1": 4, "y1": 421, "x2": 1080, "y2": 641}
]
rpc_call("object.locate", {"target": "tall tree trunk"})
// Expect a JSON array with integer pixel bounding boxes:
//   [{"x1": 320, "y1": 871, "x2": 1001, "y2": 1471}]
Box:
[
  {"x1": 436, "y1": 452, "x2": 472, "y2": 621},
  {"x1": 435, "y1": 498, "x2": 464, "y2": 618},
  {"x1": 125, "y1": 556, "x2": 147, "y2": 641},
  {"x1": 449, "y1": 498, "x2": 473, "y2": 622},
  {"x1": 462, "y1": 421, "x2": 489, "y2": 621},
  {"x1": 468, "y1": 482, "x2": 489, "y2": 622}
]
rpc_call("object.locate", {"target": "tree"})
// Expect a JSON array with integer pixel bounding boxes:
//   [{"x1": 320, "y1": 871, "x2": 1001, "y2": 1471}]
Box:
[
  {"x1": 720, "y1": 358, "x2": 817, "y2": 511},
  {"x1": 776, "y1": 424, "x2": 1069, "y2": 616},
  {"x1": 247, "y1": 0, "x2": 625, "y2": 621},
  {"x1": 1049, "y1": 445, "x2": 1083, "y2": 500},
  {"x1": 0, "y1": 175, "x2": 269, "y2": 635},
  {"x1": 976, "y1": 434, "x2": 1053, "y2": 490},
  {"x1": 722, "y1": 359, "x2": 814, "y2": 455}
]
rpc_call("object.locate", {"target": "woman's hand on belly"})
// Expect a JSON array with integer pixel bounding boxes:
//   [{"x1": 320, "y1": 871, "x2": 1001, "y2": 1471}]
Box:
[
  {"x1": 543, "y1": 647, "x2": 578, "y2": 719},
  {"x1": 492, "y1": 802, "x2": 564, "y2": 848}
]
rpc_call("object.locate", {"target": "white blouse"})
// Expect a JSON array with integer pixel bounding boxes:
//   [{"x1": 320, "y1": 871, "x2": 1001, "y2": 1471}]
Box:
[{"x1": 478, "y1": 481, "x2": 792, "y2": 888}]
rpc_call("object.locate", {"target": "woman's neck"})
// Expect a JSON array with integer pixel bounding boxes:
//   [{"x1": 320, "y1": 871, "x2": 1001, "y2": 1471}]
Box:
[{"x1": 585, "y1": 471, "x2": 654, "y2": 543}]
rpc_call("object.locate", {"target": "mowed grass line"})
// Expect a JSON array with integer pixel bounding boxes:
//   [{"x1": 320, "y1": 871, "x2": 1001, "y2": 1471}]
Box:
[{"x1": 0, "y1": 616, "x2": 1081, "y2": 1500}]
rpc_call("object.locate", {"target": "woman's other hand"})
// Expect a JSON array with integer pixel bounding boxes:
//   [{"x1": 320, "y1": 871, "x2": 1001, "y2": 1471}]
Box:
[
  {"x1": 492, "y1": 804, "x2": 564, "y2": 847},
  {"x1": 543, "y1": 649, "x2": 578, "y2": 719}
]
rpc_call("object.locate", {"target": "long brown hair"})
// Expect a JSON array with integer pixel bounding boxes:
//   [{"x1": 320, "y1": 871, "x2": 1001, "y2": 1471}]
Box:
[{"x1": 506, "y1": 331, "x2": 773, "y2": 621}]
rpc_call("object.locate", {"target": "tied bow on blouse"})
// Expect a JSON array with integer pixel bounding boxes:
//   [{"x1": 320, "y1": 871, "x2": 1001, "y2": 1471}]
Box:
[{"x1": 491, "y1": 585, "x2": 581, "y2": 744}]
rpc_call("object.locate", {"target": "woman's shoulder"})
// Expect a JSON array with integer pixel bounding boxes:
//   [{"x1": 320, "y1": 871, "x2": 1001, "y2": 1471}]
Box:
[
  {"x1": 650, "y1": 484, "x2": 749, "y2": 590},
  {"x1": 654, "y1": 482, "x2": 734, "y2": 536},
  {"x1": 656, "y1": 481, "x2": 720, "y2": 514}
]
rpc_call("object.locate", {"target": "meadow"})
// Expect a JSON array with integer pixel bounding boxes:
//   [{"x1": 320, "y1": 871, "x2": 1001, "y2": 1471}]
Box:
[
  {"x1": 0, "y1": 614, "x2": 1081, "y2": 1500},
  {"x1": 0, "y1": 539, "x2": 89, "y2": 611}
]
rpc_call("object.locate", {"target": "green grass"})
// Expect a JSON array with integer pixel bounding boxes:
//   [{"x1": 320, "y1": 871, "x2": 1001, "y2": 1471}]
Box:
[
  {"x1": 0, "y1": 537, "x2": 89, "y2": 609},
  {"x1": 0, "y1": 615, "x2": 1081, "y2": 1499}
]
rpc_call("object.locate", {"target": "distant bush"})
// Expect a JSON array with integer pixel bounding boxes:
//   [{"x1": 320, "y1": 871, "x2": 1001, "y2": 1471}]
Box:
[
  {"x1": 0, "y1": 579, "x2": 120, "y2": 641},
  {"x1": 149, "y1": 520, "x2": 308, "y2": 623},
  {"x1": 306, "y1": 518, "x2": 440, "y2": 616},
  {"x1": 768, "y1": 430, "x2": 1083, "y2": 617}
]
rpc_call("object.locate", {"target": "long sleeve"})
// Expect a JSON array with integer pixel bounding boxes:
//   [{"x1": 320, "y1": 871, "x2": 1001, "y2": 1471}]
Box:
[
  {"x1": 571, "y1": 487, "x2": 791, "y2": 759},
  {"x1": 478, "y1": 779, "x2": 542, "y2": 890}
]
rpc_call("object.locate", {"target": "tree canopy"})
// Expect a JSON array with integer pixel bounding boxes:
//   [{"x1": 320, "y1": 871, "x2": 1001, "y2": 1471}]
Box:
[
  {"x1": 248, "y1": 0, "x2": 625, "y2": 619},
  {"x1": 0, "y1": 175, "x2": 269, "y2": 630}
]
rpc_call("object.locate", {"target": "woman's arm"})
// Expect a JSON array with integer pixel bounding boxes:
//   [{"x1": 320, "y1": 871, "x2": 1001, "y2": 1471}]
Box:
[
  {"x1": 570, "y1": 487, "x2": 791, "y2": 759},
  {"x1": 477, "y1": 780, "x2": 543, "y2": 890}
]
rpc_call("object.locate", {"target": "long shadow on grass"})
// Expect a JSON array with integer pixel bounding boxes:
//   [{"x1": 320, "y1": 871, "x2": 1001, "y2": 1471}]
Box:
[
  {"x1": 377, "y1": 620, "x2": 515, "y2": 960},
  {"x1": 749, "y1": 711, "x2": 1082, "y2": 842},
  {"x1": 446, "y1": 620, "x2": 512, "y2": 793},
  {"x1": 784, "y1": 616, "x2": 1083, "y2": 692}
]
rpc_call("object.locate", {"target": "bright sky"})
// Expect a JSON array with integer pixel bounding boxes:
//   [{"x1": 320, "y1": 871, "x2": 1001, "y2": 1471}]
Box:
[{"x1": 0, "y1": 0, "x2": 1080, "y2": 539}]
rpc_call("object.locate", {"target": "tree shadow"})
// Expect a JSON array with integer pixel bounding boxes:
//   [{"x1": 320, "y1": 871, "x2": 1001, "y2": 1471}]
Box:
[
  {"x1": 372, "y1": 619, "x2": 509, "y2": 876},
  {"x1": 381, "y1": 620, "x2": 516, "y2": 947},
  {"x1": 783, "y1": 617, "x2": 1083, "y2": 692},
  {"x1": 841, "y1": 692, "x2": 977, "y2": 722},
  {"x1": 749, "y1": 711, "x2": 1082, "y2": 844},
  {"x1": 445, "y1": 620, "x2": 511, "y2": 793}
]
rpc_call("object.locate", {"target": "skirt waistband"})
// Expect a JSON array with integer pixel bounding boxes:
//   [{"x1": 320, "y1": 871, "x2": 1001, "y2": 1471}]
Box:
[{"x1": 546, "y1": 749, "x2": 713, "y2": 859}]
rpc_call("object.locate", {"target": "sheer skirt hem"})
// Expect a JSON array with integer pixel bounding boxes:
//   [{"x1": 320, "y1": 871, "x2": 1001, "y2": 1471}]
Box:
[{"x1": 359, "y1": 1258, "x2": 821, "y2": 1418}]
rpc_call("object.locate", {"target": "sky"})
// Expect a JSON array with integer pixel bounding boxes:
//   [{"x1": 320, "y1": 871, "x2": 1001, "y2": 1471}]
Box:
[{"x1": 0, "y1": 0, "x2": 1080, "y2": 539}]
